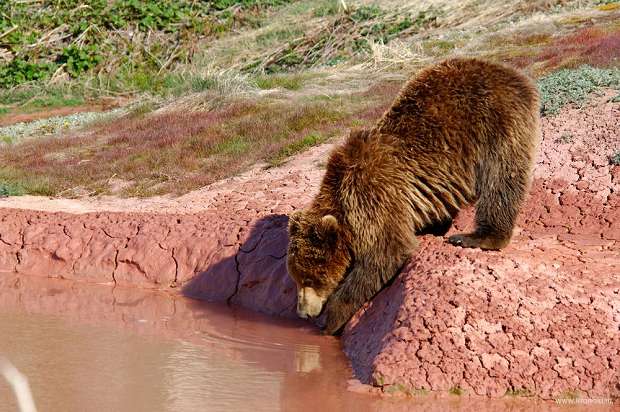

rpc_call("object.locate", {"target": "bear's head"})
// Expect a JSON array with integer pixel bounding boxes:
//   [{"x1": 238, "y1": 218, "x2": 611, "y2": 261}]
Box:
[{"x1": 287, "y1": 211, "x2": 352, "y2": 319}]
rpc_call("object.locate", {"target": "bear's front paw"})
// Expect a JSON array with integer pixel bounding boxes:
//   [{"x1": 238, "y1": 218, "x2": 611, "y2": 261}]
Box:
[
  {"x1": 322, "y1": 317, "x2": 345, "y2": 336},
  {"x1": 322, "y1": 299, "x2": 348, "y2": 336}
]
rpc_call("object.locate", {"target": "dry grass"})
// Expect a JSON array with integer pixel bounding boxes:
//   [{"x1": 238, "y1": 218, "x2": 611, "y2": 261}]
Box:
[
  {"x1": 188, "y1": 0, "x2": 589, "y2": 74},
  {"x1": 361, "y1": 0, "x2": 619, "y2": 75},
  {"x1": 159, "y1": 68, "x2": 259, "y2": 112}
]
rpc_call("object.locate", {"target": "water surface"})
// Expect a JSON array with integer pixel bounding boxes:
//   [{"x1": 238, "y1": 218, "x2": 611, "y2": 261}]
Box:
[{"x1": 0, "y1": 274, "x2": 400, "y2": 412}]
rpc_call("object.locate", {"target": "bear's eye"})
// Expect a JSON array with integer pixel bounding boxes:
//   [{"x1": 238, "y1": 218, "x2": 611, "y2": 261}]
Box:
[{"x1": 308, "y1": 230, "x2": 321, "y2": 244}]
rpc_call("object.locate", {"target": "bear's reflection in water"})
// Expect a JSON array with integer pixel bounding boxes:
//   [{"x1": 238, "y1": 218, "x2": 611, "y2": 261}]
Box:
[{"x1": 0, "y1": 274, "x2": 576, "y2": 412}]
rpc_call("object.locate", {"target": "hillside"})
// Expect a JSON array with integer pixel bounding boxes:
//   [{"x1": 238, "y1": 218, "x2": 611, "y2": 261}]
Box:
[{"x1": 1, "y1": 0, "x2": 619, "y2": 198}]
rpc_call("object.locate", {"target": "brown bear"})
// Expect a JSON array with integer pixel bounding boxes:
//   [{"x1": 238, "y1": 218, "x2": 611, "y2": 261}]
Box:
[{"x1": 287, "y1": 58, "x2": 540, "y2": 335}]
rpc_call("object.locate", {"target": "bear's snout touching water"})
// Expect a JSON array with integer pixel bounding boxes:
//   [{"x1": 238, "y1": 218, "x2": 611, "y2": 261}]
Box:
[{"x1": 287, "y1": 58, "x2": 540, "y2": 334}]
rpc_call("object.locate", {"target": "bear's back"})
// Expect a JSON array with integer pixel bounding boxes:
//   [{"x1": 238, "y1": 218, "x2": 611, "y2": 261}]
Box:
[{"x1": 375, "y1": 58, "x2": 539, "y2": 154}]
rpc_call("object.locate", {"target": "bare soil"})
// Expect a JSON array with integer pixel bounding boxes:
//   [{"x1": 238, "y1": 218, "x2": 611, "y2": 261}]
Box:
[{"x1": 0, "y1": 100, "x2": 122, "y2": 127}]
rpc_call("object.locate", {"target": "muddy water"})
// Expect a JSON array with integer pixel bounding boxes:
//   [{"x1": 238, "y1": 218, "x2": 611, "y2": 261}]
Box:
[
  {"x1": 0, "y1": 275, "x2": 605, "y2": 412},
  {"x1": 0, "y1": 311, "x2": 361, "y2": 412},
  {"x1": 0, "y1": 274, "x2": 404, "y2": 412}
]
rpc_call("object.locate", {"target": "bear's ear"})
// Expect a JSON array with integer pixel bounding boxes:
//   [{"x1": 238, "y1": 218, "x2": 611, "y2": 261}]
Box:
[
  {"x1": 349, "y1": 128, "x2": 371, "y2": 143},
  {"x1": 288, "y1": 210, "x2": 303, "y2": 236},
  {"x1": 318, "y1": 215, "x2": 339, "y2": 243}
]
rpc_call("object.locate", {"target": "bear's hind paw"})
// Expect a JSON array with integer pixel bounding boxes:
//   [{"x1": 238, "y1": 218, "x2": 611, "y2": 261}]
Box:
[{"x1": 448, "y1": 232, "x2": 510, "y2": 250}]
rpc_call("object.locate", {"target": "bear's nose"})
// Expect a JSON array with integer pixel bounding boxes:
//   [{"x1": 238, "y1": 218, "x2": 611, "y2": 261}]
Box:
[{"x1": 297, "y1": 304, "x2": 307, "y2": 319}]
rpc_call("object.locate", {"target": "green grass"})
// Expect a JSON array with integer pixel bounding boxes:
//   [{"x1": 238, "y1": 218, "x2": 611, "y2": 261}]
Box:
[
  {"x1": 610, "y1": 152, "x2": 620, "y2": 165},
  {"x1": 0, "y1": 89, "x2": 86, "y2": 119},
  {"x1": 0, "y1": 0, "x2": 309, "y2": 108},
  {"x1": 0, "y1": 81, "x2": 89, "y2": 110},
  {"x1": 0, "y1": 167, "x2": 54, "y2": 196},
  {"x1": 213, "y1": 135, "x2": 251, "y2": 155},
  {"x1": 0, "y1": 0, "x2": 296, "y2": 89},
  {"x1": 312, "y1": 0, "x2": 341, "y2": 17},
  {"x1": 0, "y1": 182, "x2": 24, "y2": 197},
  {"x1": 448, "y1": 387, "x2": 464, "y2": 396},
  {"x1": 538, "y1": 65, "x2": 620, "y2": 115},
  {"x1": 28, "y1": 95, "x2": 85, "y2": 110},
  {"x1": 505, "y1": 388, "x2": 535, "y2": 397},
  {"x1": 269, "y1": 132, "x2": 327, "y2": 165},
  {"x1": 255, "y1": 73, "x2": 307, "y2": 90},
  {"x1": 426, "y1": 39, "x2": 456, "y2": 52}
]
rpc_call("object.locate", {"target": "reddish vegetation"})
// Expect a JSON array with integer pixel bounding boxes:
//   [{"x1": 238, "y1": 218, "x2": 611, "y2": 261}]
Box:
[
  {"x1": 105, "y1": 110, "x2": 228, "y2": 147},
  {"x1": 0, "y1": 89, "x2": 394, "y2": 196},
  {"x1": 511, "y1": 26, "x2": 620, "y2": 73},
  {"x1": 0, "y1": 93, "x2": 618, "y2": 401}
]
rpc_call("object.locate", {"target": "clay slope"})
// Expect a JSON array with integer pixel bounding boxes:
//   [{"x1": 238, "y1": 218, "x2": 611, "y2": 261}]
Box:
[
  {"x1": 0, "y1": 142, "x2": 332, "y2": 316},
  {"x1": 0, "y1": 93, "x2": 618, "y2": 400}
]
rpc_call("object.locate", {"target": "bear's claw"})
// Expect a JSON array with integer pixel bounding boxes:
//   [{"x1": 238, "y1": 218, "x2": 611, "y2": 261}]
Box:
[{"x1": 448, "y1": 233, "x2": 510, "y2": 250}]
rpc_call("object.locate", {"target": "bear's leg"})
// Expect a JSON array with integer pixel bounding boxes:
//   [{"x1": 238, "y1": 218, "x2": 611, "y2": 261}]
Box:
[
  {"x1": 449, "y1": 148, "x2": 533, "y2": 250},
  {"x1": 321, "y1": 265, "x2": 379, "y2": 335},
  {"x1": 322, "y1": 255, "x2": 407, "y2": 335}
]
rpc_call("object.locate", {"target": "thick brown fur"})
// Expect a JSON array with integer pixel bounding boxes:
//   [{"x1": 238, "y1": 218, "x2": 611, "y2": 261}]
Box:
[{"x1": 287, "y1": 58, "x2": 540, "y2": 335}]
